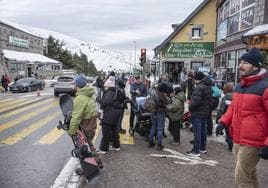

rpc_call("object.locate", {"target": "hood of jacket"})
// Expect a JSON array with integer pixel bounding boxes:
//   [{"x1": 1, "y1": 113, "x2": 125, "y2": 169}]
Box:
[
  {"x1": 175, "y1": 91, "x2": 186, "y2": 102},
  {"x1": 76, "y1": 86, "x2": 95, "y2": 97},
  {"x1": 240, "y1": 68, "x2": 267, "y2": 87}
]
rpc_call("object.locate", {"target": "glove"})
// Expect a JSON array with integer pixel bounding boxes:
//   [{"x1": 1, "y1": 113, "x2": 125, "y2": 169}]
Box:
[
  {"x1": 216, "y1": 123, "x2": 225, "y2": 136},
  {"x1": 258, "y1": 147, "x2": 268, "y2": 160}
]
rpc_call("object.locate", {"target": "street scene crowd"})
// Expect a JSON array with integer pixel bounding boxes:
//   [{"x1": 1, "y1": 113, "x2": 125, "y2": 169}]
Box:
[{"x1": 65, "y1": 47, "x2": 268, "y2": 188}]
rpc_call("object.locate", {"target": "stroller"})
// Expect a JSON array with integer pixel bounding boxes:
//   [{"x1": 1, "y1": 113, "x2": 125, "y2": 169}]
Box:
[{"x1": 130, "y1": 96, "x2": 152, "y2": 137}]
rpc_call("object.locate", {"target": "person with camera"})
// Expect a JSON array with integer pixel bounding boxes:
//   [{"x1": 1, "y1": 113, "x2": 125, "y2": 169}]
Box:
[{"x1": 216, "y1": 48, "x2": 268, "y2": 188}]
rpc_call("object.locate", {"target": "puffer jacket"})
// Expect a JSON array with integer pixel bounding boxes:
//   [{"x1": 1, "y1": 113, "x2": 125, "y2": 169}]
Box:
[
  {"x1": 189, "y1": 76, "x2": 212, "y2": 118},
  {"x1": 68, "y1": 86, "x2": 97, "y2": 135},
  {"x1": 101, "y1": 87, "x2": 123, "y2": 126},
  {"x1": 219, "y1": 69, "x2": 268, "y2": 147},
  {"x1": 166, "y1": 91, "x2": 186, "y2": 121}
]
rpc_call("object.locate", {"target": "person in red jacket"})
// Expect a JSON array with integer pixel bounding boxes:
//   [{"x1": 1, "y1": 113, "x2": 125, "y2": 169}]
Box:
[{"x1": 216, "y1": 48, "x2": 268, "y2": 188}]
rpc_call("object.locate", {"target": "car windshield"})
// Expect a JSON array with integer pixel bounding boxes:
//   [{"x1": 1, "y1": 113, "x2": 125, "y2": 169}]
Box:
[
  {"x1": 16, "y1": 78, "x2": 33, "y2": 83},
  {"x1": 57, "y1": 77, "x2": 73, "y2": 82}
]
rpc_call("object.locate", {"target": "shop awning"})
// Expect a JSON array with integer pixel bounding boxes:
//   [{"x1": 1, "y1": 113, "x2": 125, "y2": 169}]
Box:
[
  {"x1": 3, "y1": 49, "x2": 60, "y2": 64},
  {"x1": 243, "y1": 24, "x2": 268, "y2": 37}
]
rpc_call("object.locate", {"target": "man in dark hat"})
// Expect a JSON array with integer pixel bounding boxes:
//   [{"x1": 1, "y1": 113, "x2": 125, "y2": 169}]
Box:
[
  {"x1": 217, "y1": 48, "x2": 268, "y2": 187},
  {"x1": 186, "y1": 71, "x2": 212, "y2": 157}
]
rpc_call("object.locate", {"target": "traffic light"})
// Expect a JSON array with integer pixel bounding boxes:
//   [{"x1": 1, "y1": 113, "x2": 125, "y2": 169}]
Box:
[{"x1": 140, "y1": 48, "x2": 146, "y2": 65}]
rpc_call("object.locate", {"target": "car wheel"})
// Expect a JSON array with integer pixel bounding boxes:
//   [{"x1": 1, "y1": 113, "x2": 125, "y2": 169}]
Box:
[{"x1": 27, "y1": 87, "x2": 32, "y2": 92}]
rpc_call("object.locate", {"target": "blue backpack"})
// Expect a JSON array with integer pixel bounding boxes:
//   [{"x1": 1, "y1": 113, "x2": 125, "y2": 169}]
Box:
[{"x1": 211, "y1": 85, "x2": 221, "y2": 98}]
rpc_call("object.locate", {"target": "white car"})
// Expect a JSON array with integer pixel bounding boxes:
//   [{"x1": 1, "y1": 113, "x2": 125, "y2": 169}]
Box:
[{"x1": 54, "y1": 76, "x2": 76, "y2": 97}]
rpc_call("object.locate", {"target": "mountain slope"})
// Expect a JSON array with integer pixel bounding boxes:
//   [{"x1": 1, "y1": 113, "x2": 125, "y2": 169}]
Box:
[{"x1": 3, "y1": 20, "x2": 133, "y2": 71}]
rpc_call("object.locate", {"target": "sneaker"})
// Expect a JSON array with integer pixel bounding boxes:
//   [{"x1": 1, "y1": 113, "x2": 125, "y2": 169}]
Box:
[
  {"x1": 186, "y1": 151, "x2": 200, "y2": 157},
  {"x1": 199, "y1": 150, "x2": 207, "y2": 154},
  {"x1": 169, "y1": 141, "x2": 180, "y2": 145},
  {"x1": 109, "y1": 146, "x2": 120, "y2": 151},
  {"x1": 97, "y1": 150, "x2": 107, "y2": 154},
  {"x1": 157, "y1": 144, "x2": 164, "y2": 151}
]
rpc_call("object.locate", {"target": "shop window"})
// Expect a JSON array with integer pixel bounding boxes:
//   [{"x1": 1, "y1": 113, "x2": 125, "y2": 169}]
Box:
[
  {"x1": 192, "y1": 28, "x2": 201, "y2": 39},
  {"x1": 191, "y1": 61, "x2": 203, "y2": 71}
]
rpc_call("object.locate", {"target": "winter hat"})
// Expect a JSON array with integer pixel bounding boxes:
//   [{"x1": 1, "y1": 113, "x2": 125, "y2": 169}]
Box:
[
  {"x1": 193, "y1": 71, "x2": 205, "y2": 80},
  {"x1": 75, "y1": 74, "x2": 87, "y2": 88},
  {"x1": 104, "y1": 76, "x2": 115, "y2": 87},
  {"x1": 239, "y1": 48, "x2": 264, "y2": 67}
]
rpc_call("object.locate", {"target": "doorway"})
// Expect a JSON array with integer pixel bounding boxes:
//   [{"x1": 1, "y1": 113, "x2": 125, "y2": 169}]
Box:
[
  {"x1": 27, "y1": 66, "x2": 32, "y2": 77},
  {"x1": 164, "y1": 62, "x2": 184, "y2": 83}
]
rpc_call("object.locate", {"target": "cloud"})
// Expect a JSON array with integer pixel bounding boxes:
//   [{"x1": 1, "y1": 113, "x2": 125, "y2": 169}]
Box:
[{"x1": 0, "y1": 0, "x2": 203, "y2": 50}]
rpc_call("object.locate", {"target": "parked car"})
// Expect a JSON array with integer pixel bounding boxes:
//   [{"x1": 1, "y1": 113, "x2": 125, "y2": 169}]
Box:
[
  {"x1": 54, "y1": 76, "x2": 76, "y2": 97},
  {"x1": 9, "y1": 77, "x2": 45, "y2": 93}
]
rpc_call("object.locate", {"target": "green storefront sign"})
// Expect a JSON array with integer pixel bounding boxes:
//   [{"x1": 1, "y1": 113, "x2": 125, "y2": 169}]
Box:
[{"x1": 163, "y1": 42, "x2": 214, "y2": 58}]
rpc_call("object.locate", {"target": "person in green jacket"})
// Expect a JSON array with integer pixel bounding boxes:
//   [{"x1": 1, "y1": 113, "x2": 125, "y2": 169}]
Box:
[
  {"x1": 166, "y1": 86, "x2": 186, "y2": 144},
  {"x1": 67, "y1": 74, "x2": 103, "y2": 169}
]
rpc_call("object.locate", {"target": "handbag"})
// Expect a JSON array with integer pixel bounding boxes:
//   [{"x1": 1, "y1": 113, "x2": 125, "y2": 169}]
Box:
[{"x1": 80, "y1": 116, "x2": 97, "y2": 132}]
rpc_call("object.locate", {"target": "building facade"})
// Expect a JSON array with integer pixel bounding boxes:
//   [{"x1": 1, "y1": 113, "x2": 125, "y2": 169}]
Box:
[
  {"x1": 214, "y1": 0, "x2": 268, "y2": 84},
  {"x1": 154, "y1": 0, "x2": 217, "y2": 83},
  {"x1": 0, "y1": 21, "x2": 61, "y2": 79}
]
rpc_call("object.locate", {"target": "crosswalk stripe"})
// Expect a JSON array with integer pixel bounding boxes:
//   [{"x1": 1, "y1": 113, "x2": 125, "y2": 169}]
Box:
[
  {"x1": 1, "y1": 111, "x2": 61, "y2": 145},
  {"x1": 0, "y1": 98, "x2": 55, "y2": 121},
  {"x1": 37, "y1": 127, "x2": 64, "y2": 145},
  {"x1": 120, "y1": 110, "x2": 134, "y2": 144},
  {"x1": 0, "y1": 101, "x2": 58, "y2": 132},
  {"x1": 0, "y1": 98, "x2": 42, "y2": 113},
  {"x1": 0, "y1": 98, "x2": 14, "y2": 103},
  {"x1": 0, "y1": 98, "x2": 27, "y2": 109}
]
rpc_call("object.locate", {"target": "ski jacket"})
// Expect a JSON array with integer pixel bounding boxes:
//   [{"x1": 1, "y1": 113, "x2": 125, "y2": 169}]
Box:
[
  {"x1": 189, "y1": 76, "x2": 212, "y2": 118},
  {"x1": 166, "y1": 91, "x2": 186, "y2": 121},
  {"x1": 101, "y1": 87, "x2": 123, "y2": 126},
  {"x1": 219, "y1": 69, "x2": 268, "y2": 147},
  {"x1": 68, "y1": 86, "x2": 97, "y2": 135}
]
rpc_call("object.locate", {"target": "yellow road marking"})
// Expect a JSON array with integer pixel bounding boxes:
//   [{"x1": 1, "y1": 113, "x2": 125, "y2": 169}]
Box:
[
  {"x1": 0, "y1": 98, "x2": 14, "y2": 103},
  {"x1": 0, "y1": 98, "x2": 26, "y2": 109},
  {"x1": 37, "y1": 127, "x2": 64, "y2": 145},
  {"x1": 1, "y1": 112, "x2": 61, "y2": 145},
  {"x1": 93, "y1": 120, "x2": 101, "y2": 144},
  {"x1": 0, "y1": 101, "x2": 58, "y2": 132},
  {"x1": 120, "y1": 110, "x2": 134, "y2": 144},
  {"x1": 0, "y1": 98, "x2": 42, "y2": 113},
  {"x1": 0, "y1": 99, "x2": 55, "y2": 121}
]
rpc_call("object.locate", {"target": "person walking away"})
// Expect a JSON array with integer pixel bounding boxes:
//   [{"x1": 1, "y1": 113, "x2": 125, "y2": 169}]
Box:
[
  {"x1": 148, "y1": 82, "x2": 170, "y2": 150},
  {"x1": 99, "y1": 76, "x2": 123, "y2": 153},
  {"x1": 116, "y1": 79, "x2": 129, "y2": 134},
  {"x1": 216, "y1": 84, "x2": 233, "y2": 151},
  {"x1": 187, "y1": 71, "x2": 212, "y2": 157},
  {"x1": 187, "y1": 71, "x2": 194, "y2": 100},
  {"x1": 67, "y1": 74, "x2": 103, "y2": 171},
  {"x1": 129, "y1": 75, "x2": 147, "y2": 135},
  {"x1": 216, "y1": 48, "x2": 268, "y2": 188},
  {"x1": 1, "y1": 75, "x2": 8, "y2": 92},
  {"x1": 207, "y1": 81, "x2": 221, "y2": 135},
  {"x1": 166, "y1": 86, "x2": 186, "y2": 145},
  {"x1": 180, "y1": 68, "x2": 187, "y2": 93}
]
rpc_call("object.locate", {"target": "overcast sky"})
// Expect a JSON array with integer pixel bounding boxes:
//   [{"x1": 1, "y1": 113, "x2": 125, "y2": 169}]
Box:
[{"x1": 0, "y1": 0, "x2": 203, "y2": 51}]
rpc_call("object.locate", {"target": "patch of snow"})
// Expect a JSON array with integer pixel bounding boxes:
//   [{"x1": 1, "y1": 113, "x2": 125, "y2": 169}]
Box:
[{"x1": 243, "y1": 24, "x2": 268, "y2": 37}]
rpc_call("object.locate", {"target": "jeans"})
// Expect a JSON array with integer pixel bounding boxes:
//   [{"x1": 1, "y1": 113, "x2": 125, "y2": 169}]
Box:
[
  {"x1": 191, "y1": 115, "x2": 207, "y2": 153},
  {"x1": 149, "y1": 111, "x2": 165, "y2": 145}
]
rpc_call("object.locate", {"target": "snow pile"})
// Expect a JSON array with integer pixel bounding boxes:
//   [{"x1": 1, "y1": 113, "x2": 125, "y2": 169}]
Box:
[
  {"x1": 1, "y1": 20, "x2": 133, "y2": 71},
  {"x1": 243, "y1": 24, "x2": 268, "y2": 37}
]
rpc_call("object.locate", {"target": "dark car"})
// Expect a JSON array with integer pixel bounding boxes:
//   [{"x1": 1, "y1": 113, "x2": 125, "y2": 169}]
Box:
[{"x1": 9, "y1": 77, "x2": 45, "y2": 93}]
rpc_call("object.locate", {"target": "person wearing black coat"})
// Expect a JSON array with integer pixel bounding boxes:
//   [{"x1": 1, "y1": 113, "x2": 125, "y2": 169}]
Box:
[
  {"x1": 187, "y1": 72, "x2": 212, "y2": 157},
  {"x1": 99, "y1": 76, "x2": 123, "y2": 153}
]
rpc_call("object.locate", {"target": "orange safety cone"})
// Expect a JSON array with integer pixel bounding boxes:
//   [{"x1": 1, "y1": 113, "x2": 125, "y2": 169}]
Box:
[{"x1": 37, "y1": 89, "x2": 40, "y2": 96}]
